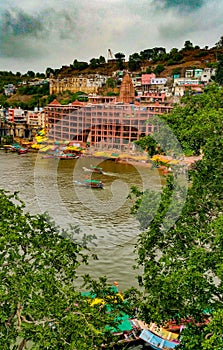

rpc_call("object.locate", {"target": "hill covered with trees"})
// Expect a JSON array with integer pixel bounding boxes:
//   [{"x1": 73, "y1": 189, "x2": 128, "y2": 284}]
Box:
[{"x1": 1, "y1": 37, "x2": 223, "y2": 110}]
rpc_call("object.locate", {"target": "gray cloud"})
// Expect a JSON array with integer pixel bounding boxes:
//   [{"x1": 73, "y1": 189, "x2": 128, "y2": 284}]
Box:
[
  {"x1": 0, "y1": 0, "x2": 222, "y2": 73},
  {"x1": 154, "y1": 0, "x2": 205, "y2": 12},
  {"x1": 0, "y1": 7, "x2": 79, "y2": 58}
]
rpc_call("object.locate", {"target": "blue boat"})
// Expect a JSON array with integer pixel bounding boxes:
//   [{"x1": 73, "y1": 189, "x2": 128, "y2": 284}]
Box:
[{"x1": 139, "y1": 329, "x2": 180, "y2": 349}]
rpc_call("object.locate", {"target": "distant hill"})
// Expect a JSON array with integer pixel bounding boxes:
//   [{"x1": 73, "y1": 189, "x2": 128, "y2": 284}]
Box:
[{"x1": 0, "y1": 46, "x2": 222, "y2": 110}]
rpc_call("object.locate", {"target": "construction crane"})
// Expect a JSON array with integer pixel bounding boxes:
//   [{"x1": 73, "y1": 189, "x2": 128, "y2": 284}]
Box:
[{"x1": 108, "y1": 49, "x2": 115, "y2": 61}]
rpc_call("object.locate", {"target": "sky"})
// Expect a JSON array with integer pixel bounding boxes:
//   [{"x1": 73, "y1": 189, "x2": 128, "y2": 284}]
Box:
[{"x1": 0, "y1": 0, "x2": 222, "y2": 74}]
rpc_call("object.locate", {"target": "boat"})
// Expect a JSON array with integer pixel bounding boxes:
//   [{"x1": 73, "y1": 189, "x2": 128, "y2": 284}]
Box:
[
  {"x1": 74, "y1": 179, "x2": 104, "y2": 189},
  {"x1": 139, "y1": 329, "x2": 180, "y2": 349},
  {"x1": 59, "y1": 153, "x2": 79, "y2": 160},
  {"x1": 17, "y1": 147, "x2": 28, "y2": 154},
  {"x1": 4, "y1": 143, "x2": 21, "y2": 152},
  {"x1": 83, "y1": 165, "x2": 103, "y2": 174}
]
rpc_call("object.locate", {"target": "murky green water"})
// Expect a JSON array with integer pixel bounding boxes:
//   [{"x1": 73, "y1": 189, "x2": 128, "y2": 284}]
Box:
[{"x1": 0, "y1": 150, "x2": 163, "y2": 290}]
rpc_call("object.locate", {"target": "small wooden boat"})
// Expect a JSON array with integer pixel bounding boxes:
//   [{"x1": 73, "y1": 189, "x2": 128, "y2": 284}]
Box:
[
  {"x1": 59, "y1": 153, "x2": 79, "y2": 160},
  {"x1": 139, "y1": 329, "x2": 180, "y2": 349},
  {"x1": 17, "y1": 147, "x2": 28, "y2": 154},
  {"x1": 74, "y1": 179, "x2": 104, "y2": 189},
  {"x1": 83, "y1": 166, "x2": 103, "y2": 174}
]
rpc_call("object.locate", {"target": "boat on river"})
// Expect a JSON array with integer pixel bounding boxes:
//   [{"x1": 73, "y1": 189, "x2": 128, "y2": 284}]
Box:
[
  {"x1": 83, "y1": 165, "x2": 103, "y2": 174},
  {"x1": 17, "y1": 147, "x2": 28, "y2": 154},
  {"x1": 59, "y1": 153, "x2": 79, "y2": 160},
  {"x1": 139, "y1": 329, "x2": 180, "y2": 349},
  {"x1": 74, "y1": 179, "x2": 104, "y2": 189}
]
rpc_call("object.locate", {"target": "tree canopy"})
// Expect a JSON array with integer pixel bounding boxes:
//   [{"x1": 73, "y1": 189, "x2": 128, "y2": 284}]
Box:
[
  {"x1": 0, "y1": 190, "x2": 131, "y2": 349},
  {"x1": 130, "y1": 85, "x2": 223, "y2": 349}
]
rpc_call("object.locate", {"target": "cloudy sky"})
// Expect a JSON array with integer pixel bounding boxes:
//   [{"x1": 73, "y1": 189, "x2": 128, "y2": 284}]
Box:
[{"x1": 0, "y1": 0, "x2": 222, "y2": 73}]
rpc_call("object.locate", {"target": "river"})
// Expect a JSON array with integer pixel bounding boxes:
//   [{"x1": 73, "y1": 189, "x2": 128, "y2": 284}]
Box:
[{"x1": 0, "y1": 150, "x2": 164, "y2": 290}]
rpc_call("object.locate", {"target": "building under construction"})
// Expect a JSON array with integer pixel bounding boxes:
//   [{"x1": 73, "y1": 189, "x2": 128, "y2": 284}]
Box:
[
  {"x1": 44, "y1": 73, "x2": 173, "y2": 151},
  {"x1": 44, "y1": 100, "x2": 172, "y2": 151}
]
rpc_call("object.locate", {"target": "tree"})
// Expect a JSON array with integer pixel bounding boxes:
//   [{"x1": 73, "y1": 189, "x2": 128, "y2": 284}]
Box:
[
  {"x1": 115, "y1": 52, "x2": 125, "y2": 70},
  {"x1": 215, "y1": 54, "x2": 223, "y2": 85},
  {"x1": 128, "y1": 53, "x2": 141, "y2": 71},
  {"x1": 145, "y1": 67, "x2": 153, "y2": 74},
  {"x1": 134, "y1": 135, "x2": 159, "y2": 157},
  {"x1": 98, "y1": 56, "x2": 106, "y2": 65},
  {"x1": 36, "y1": 72, "x2": 45, "y2": 78},
  {"x1": 106, "y1": 77, "x2": 115, "y2": 89},
  {"x1": 183, "y1": 40, "x2": 194, "y2": 50},
  {"x1": 153, "y1": 64, "x2": 165, "y2": 76},
  {"x1": 131, "y1": 86, "x2": 223, "y2": 347},
  {"x1": 161, "y1": 84, "x2": 223, "y2": 155},
  {"x1": 0, "y1": 190, "x2": 130, "y2": 349},
  {"x1": 45, "y1": 67, "x2": 54, "y2": 78},
  {"x1": 215, "y1": 36, "x2": 223, "y2": 48},
  {"x1": 140, "y1": 49, "x2": 154, "y2": 61},
  {"x1": 72, "y1": 59, "x2": 89, "y2": 71},
  {"x1": 89, "y1": 58, "x2": 99, "y2": 69},
  {"x1": 26, "y1": 70, "x2": 35, "y2": 78}
]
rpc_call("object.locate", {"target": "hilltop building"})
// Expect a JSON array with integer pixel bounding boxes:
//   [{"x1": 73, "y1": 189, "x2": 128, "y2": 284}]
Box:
[{"x1": 49, "y1": 74, "x2": 108, "y2": 95}]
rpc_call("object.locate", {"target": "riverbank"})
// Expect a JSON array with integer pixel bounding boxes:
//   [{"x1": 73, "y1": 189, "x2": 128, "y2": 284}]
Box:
[{"x1": 86, "y1": 149, "x2": 203, "y2": 169}]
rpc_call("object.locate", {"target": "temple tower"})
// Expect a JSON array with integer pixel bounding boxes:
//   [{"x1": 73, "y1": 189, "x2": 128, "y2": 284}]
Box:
[{"x1": 118, "y1": 73, "x2": 135, "y2": 104}]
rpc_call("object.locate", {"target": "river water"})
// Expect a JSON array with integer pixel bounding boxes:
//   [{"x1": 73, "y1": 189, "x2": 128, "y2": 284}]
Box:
[{"x1": 0, "y1": 150, "x2": 164, "y2": 290}]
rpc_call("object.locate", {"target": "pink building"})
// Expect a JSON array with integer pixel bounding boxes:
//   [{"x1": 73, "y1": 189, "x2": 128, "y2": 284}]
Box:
[
  {"x1": 44, "y1": 101, "x2": 173, "y2": 151},
  {"x1": 141, "y1": 74, "x2": 156, "y2": 85}
]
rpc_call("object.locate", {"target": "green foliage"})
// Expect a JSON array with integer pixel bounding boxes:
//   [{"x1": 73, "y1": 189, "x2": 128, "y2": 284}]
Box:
[
  {"x1": 128, "y1": 53, "x2": 142, "y2": 71},
  {"x1": 0, "y1": 190, "x2": 129, "y2": 349},
  {"x1": 106, "y1": 77, "x2": 115, "y2": 89},
  {"x1": 215, "y1": 54, "x2": 223, "y2": 85},
  {"x1": 89, "y1": 56, "x2": 105, "y2": 69},
  {"x1": 215, "y1": 36, "x2": 223, "y2": 48},
  {"x1": 161, "y1": 84, "x2": 223, "y2": 155},
  {"x1": 131, "y1": 86, "x2": 223, "y2": 347},
  {"x1": 153, "y1": 64, "x2": 165, "y2": 76},
  {"x1": 172, "y1": 68, "x2": 181, "y2": 76},
  {"x1": 194, "y1": 50, "x2": 209, "y2": 58},
  {"x1": 134, "y1": 135, "x2": 158, "y2": 157},
  {"x1": 17, "y1": 83, "x2": 49, "y2": 96},
  {"x1": 72, "y1": 59, "x2": 89, "y2": 71},
  {"x1": 145, "y1": 67, "x2": 153, "y2": 74},
  {"x1": 183, "y1": 40, "x2": 194, "y2": 50}
]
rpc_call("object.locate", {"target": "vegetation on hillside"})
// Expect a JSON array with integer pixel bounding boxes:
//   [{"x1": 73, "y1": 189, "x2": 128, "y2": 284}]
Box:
[
  {"x1": 130, "y1": 84, "x2": 223, "y2": 349},
  {"x1": 1, "y1": 37, "x2": 223, "y2": 110}
]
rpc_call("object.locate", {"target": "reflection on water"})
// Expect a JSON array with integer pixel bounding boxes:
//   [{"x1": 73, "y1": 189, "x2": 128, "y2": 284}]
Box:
[{"x1": 0, "y1": 151, "x2": 163, "y2": 289}]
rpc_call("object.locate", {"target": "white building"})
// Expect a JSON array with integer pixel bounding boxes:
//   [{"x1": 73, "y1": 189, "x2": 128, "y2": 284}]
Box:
[
  {"x1": 200, "y1": 68, "x2": 216, "y2": 83},
  {"x1": 150, "y1": 78, "x2": 167, "y2": 85}
]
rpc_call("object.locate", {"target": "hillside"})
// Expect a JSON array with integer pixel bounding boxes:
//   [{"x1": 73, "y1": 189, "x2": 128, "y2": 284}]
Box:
[{"x1": 1, "y1": 46, "x2": 222, "y2": 109}]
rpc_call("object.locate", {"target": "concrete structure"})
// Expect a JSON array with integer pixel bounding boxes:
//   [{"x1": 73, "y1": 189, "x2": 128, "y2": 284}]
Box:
[
  {"x1": 138, "y1": 92, "x2": 166, "y2": 104},
  {"x1": 150, "y1": 78, "x2": 167, "y2": 85},
  {"x1": 7, "y1": 108, "x2": 26, "y2": 123},
  {"x1": 194, "y1": 69, "x2": 203, "y2": 78},
  {"x1": 44, "y1": 101, "x2": 173, "y2": 151},
  {"x1": 201, "y1": 68, "x2": 216, "y2": 83},
  {"x1": 88, "y1": 95, "x2": 117, "y2": 104},
  {"x1": 141, "y1": 74, "x2": 156, "y2": 85},
  {"x1": 4, "y1": 84, "x2": 16, "y2": 96},
  {"x1": 173, "y1": 84, "x2": 204, "y2": 97},
  {"x1": 185, "y1": 69, "x2": 194, "y2": 78},
  {"x1": 141, "y1": 73, "x2": 156, "y2": 93},
  {"x1": 173, "y1": 78, "x2": 201, "y2": 86},
  {"x1": 26, "y1": 110, "x2": 46, "y2": 128},
  {"x1": 49, "y1": 74, "x2": 108, "y2": 95}
]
